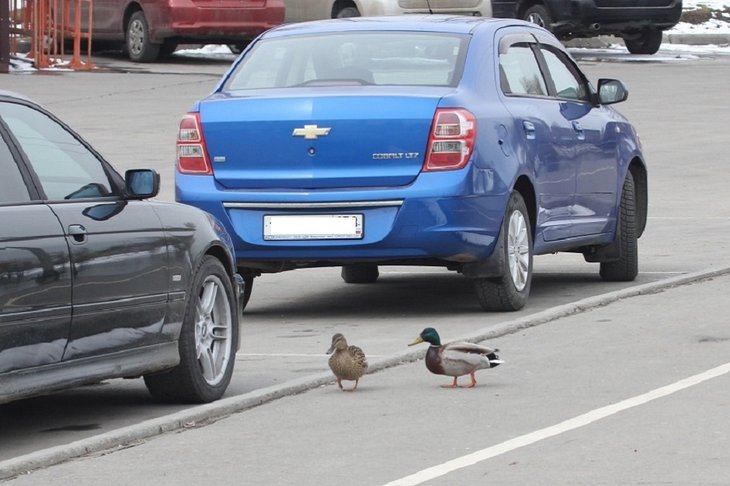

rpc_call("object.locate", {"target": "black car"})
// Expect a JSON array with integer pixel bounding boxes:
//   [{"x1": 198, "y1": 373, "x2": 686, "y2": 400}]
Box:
[
  {"x1": 0, "y1": 91, "x2": 241, "y2": 405},
  {"x1": 491, "y1": 0, "x2": 683, "y2": 54}
]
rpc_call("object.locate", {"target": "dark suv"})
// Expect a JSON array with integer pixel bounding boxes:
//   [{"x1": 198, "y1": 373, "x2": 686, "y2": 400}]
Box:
[{"x1": 491, "y1": 0, "x2": 683, "y2": 54}]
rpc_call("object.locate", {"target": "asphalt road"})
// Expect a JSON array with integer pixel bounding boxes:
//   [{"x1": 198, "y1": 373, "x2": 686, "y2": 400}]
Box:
[
  {"x1": 1, "y1": 46, "x2": 730, "y2": 482},
  {"x1": 6, "y1": 270, "x2": 730, "y2": 485}
]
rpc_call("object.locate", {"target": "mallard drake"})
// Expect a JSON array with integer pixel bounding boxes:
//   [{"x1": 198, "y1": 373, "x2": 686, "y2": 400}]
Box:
[
  {"x1": 409, "y1": 327, "x2": 503, "y2": 388},
  {"x1": 327, "y1": 333, "x2": 368, "y2": 391}
]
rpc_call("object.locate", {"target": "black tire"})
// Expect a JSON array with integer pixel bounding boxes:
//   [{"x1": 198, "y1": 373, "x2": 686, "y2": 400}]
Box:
[
  {"x1": 144, "y1": 256, "x2": 238, "y2": 403},
  {"x1": 523, "y1": 5, "x2": 552, "y2": 30},
  {"x1": 341, "y1": 264, "x2": 379, "y2": 284},
  {"x1": 334, "y1": 6, "x2": 360, "y2": 18},
  {"x1": 126, "y1": 11, "x2": 160, "y2": 62},
  {"x1": 600, "y1": 172, "x2": 638, "y2": 281},
  {"x1": 624, "y1": 29, "x2": 663, "y2": 55},
  {"x1": 473, "y1": 192, "x2": 533, "y2": 312}
]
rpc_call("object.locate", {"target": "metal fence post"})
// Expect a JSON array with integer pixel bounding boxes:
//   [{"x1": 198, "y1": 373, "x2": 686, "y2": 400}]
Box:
[{"x1": 1, "y1": 0, "x2": 10, "y2": 73}]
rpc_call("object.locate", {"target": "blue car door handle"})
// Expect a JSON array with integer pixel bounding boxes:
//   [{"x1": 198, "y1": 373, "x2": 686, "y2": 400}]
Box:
[
  {"x1": 522, "y1": 120, "x2": 536, "y2": 140},
  {"x1": 68, "y1": 224, "x2": 87, "y2": 244},
  {"x1": 572, "y1": 120, "x2": 585, "y2": 140}
]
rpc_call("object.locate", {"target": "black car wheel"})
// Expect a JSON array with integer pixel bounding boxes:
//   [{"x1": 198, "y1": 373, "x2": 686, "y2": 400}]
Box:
[
  {"x1": 624, "y1": 29, "x2": 663, "y2": 55},
  {"x1": 341, "y1": 264, "x2": 379, "y2": 283},
  {"x1": 473, "y1": 192, "x2": 532, "y2": 311},
  {"x1": 145, "y1": 256, "x2": 237, "y2": 403},
  {"x1": 126, "y1": 11, "x2": 160, "y2": 62},
  {"x1": 600, "y1": 172, "x2": 638, "y2": 281},
  {"x1": 523, "y1": 5, "x2": 552, "y2": 30}
]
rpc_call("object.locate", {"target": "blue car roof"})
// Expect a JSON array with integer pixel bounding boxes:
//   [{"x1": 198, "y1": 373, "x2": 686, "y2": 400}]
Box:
[{"x1": 265, "y1": 15, "x2": 525, "y2": 38}]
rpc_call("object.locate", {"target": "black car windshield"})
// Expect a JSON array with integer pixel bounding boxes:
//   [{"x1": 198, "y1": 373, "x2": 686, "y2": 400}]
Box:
[{"x1": 224, "y1": 32, "x2": 469, "y2": 90}]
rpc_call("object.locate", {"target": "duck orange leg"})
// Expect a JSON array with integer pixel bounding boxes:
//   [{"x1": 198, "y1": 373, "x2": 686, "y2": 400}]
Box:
[
  {"x1": 460, "y1": 372, "x2": 477, "y2": 388},
  {"x1": 441, "y1": 377, "x2": 459, "y2": 388}
]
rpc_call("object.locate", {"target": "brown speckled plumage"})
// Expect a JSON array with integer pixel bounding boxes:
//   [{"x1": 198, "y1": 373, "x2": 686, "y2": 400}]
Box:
[{"x1": 327, "y1": 333, "x2": 368, "y2": 391}]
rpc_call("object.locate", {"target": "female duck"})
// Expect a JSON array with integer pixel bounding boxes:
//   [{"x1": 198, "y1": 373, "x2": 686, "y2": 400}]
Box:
[{"x1": 327, "y1": 333, "x2": 368, "y2": 391}]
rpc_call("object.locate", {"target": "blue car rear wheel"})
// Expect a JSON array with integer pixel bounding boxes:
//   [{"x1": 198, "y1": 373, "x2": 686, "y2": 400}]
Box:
[{"x1": 473, "y1": 192, "x2": 533, "y2": 312}]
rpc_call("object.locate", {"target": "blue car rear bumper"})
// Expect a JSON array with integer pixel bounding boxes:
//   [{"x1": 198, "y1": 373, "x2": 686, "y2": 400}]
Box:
[{"x1": 176, "y1": 168, "x2": 509, "y2": 268}]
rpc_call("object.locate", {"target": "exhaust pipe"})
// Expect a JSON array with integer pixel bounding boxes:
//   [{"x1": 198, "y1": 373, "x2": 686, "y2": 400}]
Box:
[{"x1": 590, "y1": 23, "x2": 601, "y2": 31}]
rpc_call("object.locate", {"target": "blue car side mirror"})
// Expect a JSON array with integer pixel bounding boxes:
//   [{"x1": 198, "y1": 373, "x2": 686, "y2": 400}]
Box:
[{"x1": 597, "y1": 79, "x2": 629, "y2": 105}]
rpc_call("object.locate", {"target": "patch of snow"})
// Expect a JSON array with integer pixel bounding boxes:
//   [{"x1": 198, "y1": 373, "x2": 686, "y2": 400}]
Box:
[
  {"x1": 683, "y1": 1, "x2": 729, "y2": 9},
  {"x1": 670, "y1": 18, "x2": 730, "y2": 34}
]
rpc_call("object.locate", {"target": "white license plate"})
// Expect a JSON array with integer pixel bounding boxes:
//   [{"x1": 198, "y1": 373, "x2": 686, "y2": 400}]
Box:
[{"x1": 264, "y1": 214, "x2": 363, "y2": 240}]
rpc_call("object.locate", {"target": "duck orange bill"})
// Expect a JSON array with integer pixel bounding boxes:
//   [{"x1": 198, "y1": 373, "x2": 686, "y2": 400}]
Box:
[{"x1": 408, "y1": 336, "x2": 424, "y2": 346}]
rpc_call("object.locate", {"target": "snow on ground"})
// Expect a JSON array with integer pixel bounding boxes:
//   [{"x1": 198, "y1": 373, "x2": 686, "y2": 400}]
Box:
[
  {"x1": 684, "y1": 0, "x2": 728, "y2": 8},
  {"x1": 670, "y1": 0, "x2": 730, "y2": 34}
]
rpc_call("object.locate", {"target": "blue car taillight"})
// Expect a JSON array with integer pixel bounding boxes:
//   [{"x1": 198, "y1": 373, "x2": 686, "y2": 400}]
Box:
[
  {"x1": 177, "y1": 113, "x2": 213, "y2": 175},
  {"x1": 423, "y1": 108, "x2": 476, "y2": 172}
]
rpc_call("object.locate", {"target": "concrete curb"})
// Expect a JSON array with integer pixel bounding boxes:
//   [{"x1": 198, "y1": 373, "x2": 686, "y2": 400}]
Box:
[{"x1": 3, "y1": 265, "x2": 730, "y2": 480}]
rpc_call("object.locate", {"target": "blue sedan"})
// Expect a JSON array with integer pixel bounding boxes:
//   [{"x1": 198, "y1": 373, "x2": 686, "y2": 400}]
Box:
[{"x1": 175, "y1": 16, "x2": 647, "y2": 312}]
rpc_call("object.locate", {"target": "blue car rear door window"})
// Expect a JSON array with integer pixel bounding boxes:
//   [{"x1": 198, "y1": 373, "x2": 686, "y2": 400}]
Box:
[{"x1": 498, "y1": 42, "x2": 548, "y2": 97}]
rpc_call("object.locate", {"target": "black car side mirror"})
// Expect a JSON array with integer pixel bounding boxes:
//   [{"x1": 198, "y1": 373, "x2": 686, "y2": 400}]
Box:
[
  {"x1": 125, "y1": 169, "x2": 160, "y2": 199},
  {"x1": 597, "y1": 79, "x2": 629, "y2": 105}
]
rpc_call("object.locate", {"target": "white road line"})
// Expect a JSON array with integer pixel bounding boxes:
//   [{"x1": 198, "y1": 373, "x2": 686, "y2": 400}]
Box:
[{"x1": 383, "y1": 362, "x2": 730, "y2": 486}]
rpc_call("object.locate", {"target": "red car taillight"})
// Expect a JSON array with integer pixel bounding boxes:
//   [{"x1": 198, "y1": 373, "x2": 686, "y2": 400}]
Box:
[
  {"x1": 176, "y1": 113, "x2": 212, "y2": 175},
  {"x1": 424, "y1": 108, "x2": 476, "y2": 172}
]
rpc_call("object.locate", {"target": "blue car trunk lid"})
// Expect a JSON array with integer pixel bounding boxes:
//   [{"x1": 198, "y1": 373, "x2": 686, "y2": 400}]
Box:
[{"x1": 199, "y1": 92, "x2": 443, "y2": 189}]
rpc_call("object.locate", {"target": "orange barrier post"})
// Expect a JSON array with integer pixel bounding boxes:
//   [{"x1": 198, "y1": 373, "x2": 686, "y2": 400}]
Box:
[
  {"x1": 18, "y1": 0, "x2": 94, "y2": 70},
  {"x1": 68, "y1": 0, "x2": 93, "y2": 69}
]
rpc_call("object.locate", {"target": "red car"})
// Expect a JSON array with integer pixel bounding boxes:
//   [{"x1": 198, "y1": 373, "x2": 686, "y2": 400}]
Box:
[{"x1": 89, "y1": 0, "x2": 284, "y2": 62}]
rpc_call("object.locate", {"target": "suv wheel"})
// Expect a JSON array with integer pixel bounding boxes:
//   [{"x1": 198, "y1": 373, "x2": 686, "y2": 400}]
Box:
[
  {"x1": 523, "y1": 5, "x2": 552, "y2": 30},
  {"x1": 624, "y1": 29, "x2": 663, "y2": 55}
]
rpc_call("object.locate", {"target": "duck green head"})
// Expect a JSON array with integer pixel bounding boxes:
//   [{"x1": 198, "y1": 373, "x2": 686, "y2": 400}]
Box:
[{"x1": 408, "y1": 327, "x2": 441, "y2": 347}]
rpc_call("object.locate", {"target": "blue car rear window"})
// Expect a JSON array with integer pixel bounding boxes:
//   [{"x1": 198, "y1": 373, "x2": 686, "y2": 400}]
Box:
[{"x1": 224, "y1": 32, "x2": 469, "y2": 90}]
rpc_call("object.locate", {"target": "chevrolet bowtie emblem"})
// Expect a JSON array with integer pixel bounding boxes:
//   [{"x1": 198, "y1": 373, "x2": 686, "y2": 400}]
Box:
[{"x1": 292, "y1": 125, "x2": 331, "y2": 140}]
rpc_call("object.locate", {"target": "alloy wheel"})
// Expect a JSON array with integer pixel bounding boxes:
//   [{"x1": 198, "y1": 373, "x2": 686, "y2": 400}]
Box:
[
  {"x1": 507, "y1": 209, "x2": 530, "y2": 291},
  {"x1": 195, "y1": 275, "x2": 233, "y2": 385},
  {"x1": 128, "y1": 19, "x2": 145, "y2": 56}
]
